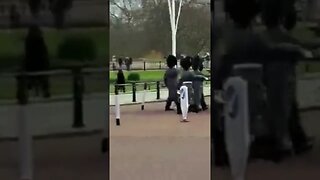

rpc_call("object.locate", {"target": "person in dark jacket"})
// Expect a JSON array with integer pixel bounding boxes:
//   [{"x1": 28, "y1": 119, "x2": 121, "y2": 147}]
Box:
[
  {"x1": 260, "y1": 0, "x2": 313, "y2": 156},
  {"x1": 197, "y1": 56, "x2": 208, "y2": 110},
  {"x1": 191, "y1": 55, "x2": 207, "y2": 112},
  {"x1": 214, "y1": 0, "x2": 266, "y2": 166},
  {"x1": 24, "y1": 24, "x2": 50, "y2": 98},
  {"x1": 179, "y1": 56, "x2": 207, "y2": 113},
  {"x1": 164, "y1": 55, "x2": 181, "y2": 114},
  {"x1": 116, "y1": 69, "x2": 126, "y2": 93},
  {"x1": 118, "y1": 58, "x2": 123, "y2": 68}
]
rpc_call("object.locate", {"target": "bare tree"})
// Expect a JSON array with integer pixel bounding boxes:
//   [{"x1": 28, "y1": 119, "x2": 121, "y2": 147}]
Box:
[{"x1": 110, "y1": 0, "x2": 140, "y2": 25}]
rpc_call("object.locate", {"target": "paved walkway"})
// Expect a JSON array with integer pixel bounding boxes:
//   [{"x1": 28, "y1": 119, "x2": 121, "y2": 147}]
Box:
[
  {"x1": 0, "y1": 133, "x2": 108, "y2": 180},
  {"x1": 110, "y1": 100, "x2": 211, "y2": 180}
]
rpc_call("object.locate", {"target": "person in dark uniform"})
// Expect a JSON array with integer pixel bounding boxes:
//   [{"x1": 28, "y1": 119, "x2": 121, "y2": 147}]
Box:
[
  {"x1": 260, "y1": 0, "x2": 314, "y2": 156},
  {"x1": 179, "y1": 56, "x2": 207, "y2": 113},
  {"x1": 24, "y1": 24, "x2": 50, "y2": 98},
  {"x1": 283, "y1": 5, "x2": 314, "y2": 155},
  {"x1": 163, "y1": 55, "x2": 181, "y2": 114},
  {"x1": 197, "y1": 56, "x2": 208, "y2": 110},
  {"x1": 192, "y1": 55, "x2": 208, "y2": 112},
  {"x1": 116, "y1": 69, "x2": 126, "y2": 93},
  {"x1": 214, "y1": 0, "x2": 267, "y2": 166}
]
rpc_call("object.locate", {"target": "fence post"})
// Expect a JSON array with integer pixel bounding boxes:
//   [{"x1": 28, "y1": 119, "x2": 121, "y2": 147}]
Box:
[
  {"x1": 72, "y1": 68, "x2": 85, "y2": 128},
  {"x1": 132, "y1": 82, "x2": 136, "y2": 102},
  {"x1": 141, "y1": 82, "x2": 147, "y2": 110},
  {"x1": 115, "y1": 85, "x2": 120, "y2": 126},
  {"x1": 156, "y1": 81, "x2": 160, "y2": 99},
  {"x1": 159, "y1": 61, "x2": 161, "y2": 69},
  {"x1": 144, "y1": 61, "x2": 146, "y2": 71},
  {"x1": 16, "y1": 73, "x2": 33, "y2": 180}
]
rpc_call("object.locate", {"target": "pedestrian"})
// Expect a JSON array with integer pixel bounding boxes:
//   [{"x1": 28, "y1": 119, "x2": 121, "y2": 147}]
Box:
[
  {"x1": 191, "y1": 55, "x2": 205, "y2": 112},
  {"x1": 164, "y1": 55, "x2": 181, "y2": 114},
  {"x1": 179, "y1": 56, "x2": 207, "y2": 113},
  {"x1": 24, "y1": 24, "x2": 50, "y2": 98},
  {"x1": 125, "y1": 57, "x2": 132, "y2": 71},
  {"x1": 214, "y1": 0, "x2": 267, "y2": 166},
  {"x1": 116, "y1": 69, "x2": 126, "y2": 93},
  {"x1": 260, "y1": 0, "x2": 314, "y2": 156},
  {"x1": 197, "y1": 56, "x2": 209, "y2": 110},
  {"x1": 118, "y1": 58, "x2": 123, "y2": 68}
]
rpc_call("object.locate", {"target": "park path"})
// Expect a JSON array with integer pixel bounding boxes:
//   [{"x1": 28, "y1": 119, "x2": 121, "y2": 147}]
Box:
[
  {"x1": 110, "y1": 100, "x2": 211, "y2": 180},
  {"x1": 0, "y1": 133, "x2": 108, "y2": 180},
  {"x1": 0, "y1": 100, "x2": 210, "y2": 180}
]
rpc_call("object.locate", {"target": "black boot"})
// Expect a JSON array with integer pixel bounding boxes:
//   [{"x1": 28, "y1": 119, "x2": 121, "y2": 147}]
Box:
[
  {"x1": 165, "y1": 100, "x2": 174, "y2": 111},
  {"x1": 176, "y1": 103, "x2": 182, "y2": 114},
  {"x1": 188, "y1": 105, "x2": 199, "y2": 113},
  {"x1": 294, "y1": 136, "x2": 314, "y2": 155},
  {"x1": 201, "y1": 94, "x2": 208, "y2": 110}
]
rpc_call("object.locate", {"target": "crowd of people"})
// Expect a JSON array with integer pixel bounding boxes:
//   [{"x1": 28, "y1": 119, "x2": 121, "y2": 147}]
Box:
[
  {"x1": 213, "y1": 0, "x2": 315, "y2": 166},
  {"x1": 163, "y1": 55, "x2": 209, "y2": 116},
  {"x1": 112, "y1": 56, "x2": 133, "y2": 71}
]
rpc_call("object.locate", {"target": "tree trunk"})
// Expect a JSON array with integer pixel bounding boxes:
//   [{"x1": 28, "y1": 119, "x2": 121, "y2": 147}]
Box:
[{"x1": 172, "y1": 31, "x2": 176, "y2": 56}]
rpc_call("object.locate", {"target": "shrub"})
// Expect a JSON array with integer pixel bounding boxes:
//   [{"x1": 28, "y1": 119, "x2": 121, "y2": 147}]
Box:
[
  {"x1": 57, "y1": 36, "x2": 96, "y2": 62},
  {"x1": 127, "y1": 73, "x2": 140, "y2": 82}
]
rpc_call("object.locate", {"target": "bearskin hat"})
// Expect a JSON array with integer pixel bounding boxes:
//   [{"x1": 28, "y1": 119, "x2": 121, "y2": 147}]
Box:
[
  {"x1": 166, "y1": 55, "x2": 177, "y2": 68},
  {"x1": 192, "y1": 55, "x2": 202, "y2": 71},
  {"x1": 180, "y1": 56, "x2": 192, "y2": 71}
]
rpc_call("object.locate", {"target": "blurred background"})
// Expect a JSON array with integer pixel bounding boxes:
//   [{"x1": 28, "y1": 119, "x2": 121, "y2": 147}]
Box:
[{"x1": 0, "y1": 0, "x2": 108, "y2": 179}]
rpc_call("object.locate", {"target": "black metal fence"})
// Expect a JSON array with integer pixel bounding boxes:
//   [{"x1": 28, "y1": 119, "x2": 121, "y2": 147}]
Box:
[
  {"x1": 110, "y1": 61, "x2": 167, "y2": 71},
  {"x1": 113, "y1": 81, "x2": 162, "y2": 102},
  {"x1": 0, "y1": 67, "x2": 107, "y2": 128},
  {"x1": 113, "y1": 80, "x2": 211, "y2": 103},
  {"x1": 110, "y1": 60, "x2": 211, "y2": 71},
  {"x1": 0, "y1": 67, "x2": 210, "y2": 129}
]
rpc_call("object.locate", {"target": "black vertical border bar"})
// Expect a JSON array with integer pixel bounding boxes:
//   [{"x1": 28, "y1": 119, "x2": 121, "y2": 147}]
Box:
[
  {"x1": 210, "y1": 0, "x2": 215, "y2": 180},
  {"x1": 106, "y1": 0, "x2": 110, "y2": 179}
]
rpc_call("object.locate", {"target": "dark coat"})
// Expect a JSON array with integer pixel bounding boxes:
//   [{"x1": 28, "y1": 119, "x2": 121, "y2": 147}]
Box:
[
  {"x1": 116, "y1": 70, "x2": 126, "y2": 85},
  {"x1": 164, "y1": 68, "x2": 179, "y2": 100},
  {"x1": 24, "y1": 27, "x2": 49, "y2": 72}
]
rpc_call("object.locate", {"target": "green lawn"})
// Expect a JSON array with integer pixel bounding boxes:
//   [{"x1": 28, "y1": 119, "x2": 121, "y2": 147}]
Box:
[
  {"x1": 0, "y1": 27, "x2": 108, "y2": 70},
  {"x1": 109, "y1": 70, "x2": 165, "y2": 94}
]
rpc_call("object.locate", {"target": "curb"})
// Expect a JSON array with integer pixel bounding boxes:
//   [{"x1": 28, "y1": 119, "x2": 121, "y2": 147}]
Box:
[{"x1": 0, "y1": 129, "x2": 103, "y2": 142}]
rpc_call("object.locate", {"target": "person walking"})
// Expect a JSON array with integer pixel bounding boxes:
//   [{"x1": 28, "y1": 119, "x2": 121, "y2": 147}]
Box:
[{"x1": 163, "y1": 55, "x2": 181, "y2": 114}]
